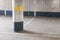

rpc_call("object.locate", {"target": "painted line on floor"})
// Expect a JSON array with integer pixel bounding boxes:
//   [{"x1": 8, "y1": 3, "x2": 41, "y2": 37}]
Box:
[{"x1": 24, "y1": 17, "x2": 35, "y2": 27}]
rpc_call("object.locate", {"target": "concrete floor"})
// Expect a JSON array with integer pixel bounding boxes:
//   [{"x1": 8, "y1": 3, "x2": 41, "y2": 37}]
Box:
[
  {"x1": 24, "y1": 17, "x2": 60, "y2": 35},
  {"x1": 0, "y1": 33, "x2": 60, "y2": 40},
  {"x1": 0, "y1": 16, "x2": 60, "y2": 40},
  {"x1": 0, "y1": 16, "x2": 13, "y2": 32}
]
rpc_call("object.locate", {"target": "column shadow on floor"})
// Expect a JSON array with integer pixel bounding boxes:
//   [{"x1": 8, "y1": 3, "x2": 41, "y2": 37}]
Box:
[
  {"x1": 15, "y1": 30, "x2": 60, "y2": 37},
  {"x1": 17, "y1": 30, "x2": 45, "y2": 35}
]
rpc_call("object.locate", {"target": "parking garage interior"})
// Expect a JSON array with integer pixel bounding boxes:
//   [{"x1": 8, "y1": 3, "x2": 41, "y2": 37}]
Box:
[{"x1": 0, "y1": 0, "x2": 60, "y2": 40}]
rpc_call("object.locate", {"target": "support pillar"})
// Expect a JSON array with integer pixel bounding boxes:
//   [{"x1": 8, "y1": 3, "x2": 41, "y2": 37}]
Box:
[{"x1": 14, "y1": 0, "x2": 23, "y2": 32}]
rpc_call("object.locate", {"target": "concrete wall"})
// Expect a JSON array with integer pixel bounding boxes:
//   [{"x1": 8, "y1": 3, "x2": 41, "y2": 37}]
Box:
[
  {"x1": 0, "y1": 0, "x2": 12, "y2": 10},
  {"x1": 4, "y1": 0, "x2": 12, "y2": 10},
  {"x1": 23, "y1": 0, "x2": 29, "y2": 11},
  {"x1": 23, "y1": 0, "x2": 36, "y2": 11},
  {"x1": 24, "y1": 0, "x2": 60, "y2": 12},
  {"x1": 0, "y1": 0, "x2": 60, "y2": 16},
  {"x1": 0, "y1": 0, "x2": 5, "y2": 10},
  {"x1": 23, "y1": 0, "x2": 60, "y2": 16},
  {"x1": 1, "y1": 0, "x2": 59, "y2": 12},
  {"x1": 0, "y1": 0, "x2": 12, "y2": 15}
]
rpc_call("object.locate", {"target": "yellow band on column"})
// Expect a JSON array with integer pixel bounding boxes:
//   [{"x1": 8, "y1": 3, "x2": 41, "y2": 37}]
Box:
[{"x1": 14, "y1": 6, "x2": 23, "y2": 11}]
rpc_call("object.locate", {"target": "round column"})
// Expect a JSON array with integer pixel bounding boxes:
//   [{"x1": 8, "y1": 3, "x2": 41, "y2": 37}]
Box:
[{"x1": 14, "y1": 0, "x2": 23, "y2": 32}]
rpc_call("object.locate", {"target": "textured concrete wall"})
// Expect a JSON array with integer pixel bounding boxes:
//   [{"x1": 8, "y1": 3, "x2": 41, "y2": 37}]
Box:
[
  {"x1": 24, "y1": 0, "x2": 60, "y2": 12},
  {"x1": 0, "y1": 0, "x2": 5, "y2": 10},
  {"x1": 52, "y1": 0, "x2": 60, "y2": 12},
  {"x1": 4, "y1": 0, "x2": 12, "y2": 10},
  {"x1": 23, "y1": 0, "x2": 29, "y2": 11},
  {"x1": 0, "y1": 0, "x2": 60, "y2": 11},
  {"x1": 23, "y1": 0, "x2": 37, "y2": 11},
  {"x1": 0, "y1": 0, "x2": 12, "y2": 10}
]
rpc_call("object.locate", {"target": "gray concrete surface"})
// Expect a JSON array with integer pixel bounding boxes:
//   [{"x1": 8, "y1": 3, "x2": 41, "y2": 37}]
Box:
[
  {"x1": 23, "y1": 0, "x2": 60, "y2": 12},
  {"x1": 24, "y1": 17, "x2": 60, "y2": 35},
  {"x1": 0, "y1": 0, "x2": 12, "y2": 11},
  {"x1": 24, "y1": 16, "x2": 34, "y2": 24},
  {"x1": 0, "y1": 16, "x2": 60, "y2": 40},
  {"x1": 0, "y1": 33, "x2": 60, "y2": 40},
  {"x1": 0, "y1": 16, "x2": 13, "y2": 32}
]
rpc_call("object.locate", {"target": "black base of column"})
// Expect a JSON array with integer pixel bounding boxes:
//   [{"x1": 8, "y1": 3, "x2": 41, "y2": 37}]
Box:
[{"x1": 14, "y1": 21, "x2": 23, "y2": 32}]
